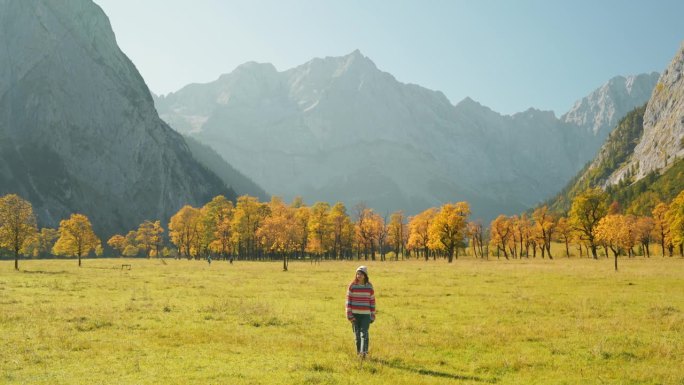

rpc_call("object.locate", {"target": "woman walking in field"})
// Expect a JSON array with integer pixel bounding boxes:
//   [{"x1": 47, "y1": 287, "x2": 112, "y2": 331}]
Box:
[{"x1": 346, "y1": 266, "x2": 376, "y2": 358}]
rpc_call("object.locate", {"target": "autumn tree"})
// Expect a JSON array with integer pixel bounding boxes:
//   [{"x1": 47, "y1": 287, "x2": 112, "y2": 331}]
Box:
[
  {"x1": 407, "y1": 208, "x2": 436, "y2": 261},
  {"x1": 508, "y1": 215, "x2": 521, "y2": 258},
  {"x1": 231, "y1": 195, "x2": 266, "y2": 259},
  {"x1": 555, "y1": 217, "x2": 573, "y2": 258},
  {"x1": 376, "y1": 214, "x2": 389, "y2": 261},
  {"x1": 329, "y1": 202, "x2": 352, "y2": 259},
  {"x1": 354, "y1": 204, "x2": 382, "y2": 260},
  {"x1": 0, "y1": 194, "x2": 38, "y2": 270},
  {"x1": 516, "y1": 214, "x2": 532, "y2": 258},
  {"x1": 203, "y1": 196, "x2": 234, "y2": 259},
  {"x1": 256, "y1": 197, "x2": 298, "y2": 270},
  {"x1": 32, "y1": 228, "x2": 59, "y2": 258},
  {"x1": 53, "y1": 213, "x2": 101, "y2": 267},
  {"x1": 428, "y1": 202, "x2": 470, "y2": 263},
  {"x1": 467, "y1": 220, "x2": 485, "y2": 258},
  {"x1": 388, "y1": 211, "x2": 407, "y2": 260},
  {"x1": 136, "y1": 220, "x2": 164, "y2": 258},
  {"x1": 293, "y1": 204, "x2": 311, "y2": 259},
  {"x1": 595, "y1": 214, "x2": 635, "y2": 271},
  {"x1": 490, "y1": 215, "x2": 513, "y2": 259},
  {"x1": 107, "y1": 234, "x2": 127, "y2": 256},
  {"x1": 569, "y1": 188, "x2": 609, "y2": 259},
  {"x1": 666, "y1": 190, "x2": 684, "y2": 256},
  {"x1": 532, "y1": 206, "x2": 556, "y2": 259},
  {"x1": 652, "y1": 202, "x2": 672, "y2": 256},
  {"x1": 634, "y1": 216, "x2": 655, "y2": 258},
  {"x1": 168, "y1": 205, "x2": 201, "y2": 259},
  {"x1": 307, "y1": 202, "x2": 332, "y2": 259}
]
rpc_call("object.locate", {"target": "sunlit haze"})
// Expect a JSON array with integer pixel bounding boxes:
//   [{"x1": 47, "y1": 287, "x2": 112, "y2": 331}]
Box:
[{"x1": 95, "y1": 0, "x2": 682, "y2": 115}]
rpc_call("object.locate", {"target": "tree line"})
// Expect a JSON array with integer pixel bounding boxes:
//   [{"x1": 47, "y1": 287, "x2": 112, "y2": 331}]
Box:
[
  {"x1": 490, "y1": 188, "x2": 684, "y2": 270},
  {"x1": 1, "y1": 188, "x2": 684, "y2": 271}
]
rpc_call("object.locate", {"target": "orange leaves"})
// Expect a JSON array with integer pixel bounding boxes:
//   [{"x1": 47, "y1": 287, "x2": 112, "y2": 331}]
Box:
[
  {"x1": 53, "y1": 213, "x2": 101, "y2": 266},
  {"x1": 427, "y1": 202, "x2": 471, "y2": 262},
  {"x1": 0, "y1": 194, "x2": 38, "y2": 269}
]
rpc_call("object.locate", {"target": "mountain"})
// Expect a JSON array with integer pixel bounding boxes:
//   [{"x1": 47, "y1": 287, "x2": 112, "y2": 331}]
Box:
[
  {"x1": 183, "y1": 136, "x2": 269, "y2": 201},
  {"x1": 155, "y1": 50, "x2": 656, "y2": 221},
  {"x1": 0, "y1": 0, "x2": 234, "y2": 237},
  {"x1": 547, "y1": 42, "x2": 684, "y2": 215},
  {"x1": 561, "y1": 72, "x2": 659, "y2": 159},
  {"x1": 607, "y1": 43, "x2": 684, "y2": 184}
]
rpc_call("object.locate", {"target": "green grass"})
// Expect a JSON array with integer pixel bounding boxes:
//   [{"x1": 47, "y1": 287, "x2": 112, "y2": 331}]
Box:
[{"x1": 1, "y1": 256, "x2": 683, "y2": 384}]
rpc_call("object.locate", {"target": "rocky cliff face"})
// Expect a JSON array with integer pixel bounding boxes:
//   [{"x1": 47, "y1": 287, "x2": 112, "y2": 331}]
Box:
[
  {"x1": 0, "y1": 0, "x2": 233, "y2": 237},
  {"x1": 605, "y1": 43, "x2": 684, "y2": 185},
  {"x1": 157, "y1": 50, "x2": 604, "y2": 220},
  {"x1": 561, "y1": 73, "x2": 659, "y2": 159}
]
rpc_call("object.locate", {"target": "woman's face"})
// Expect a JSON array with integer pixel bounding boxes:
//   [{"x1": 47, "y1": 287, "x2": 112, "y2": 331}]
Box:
[{"x1": 356, "y1": 271, "x2": 365, "y2": 283}]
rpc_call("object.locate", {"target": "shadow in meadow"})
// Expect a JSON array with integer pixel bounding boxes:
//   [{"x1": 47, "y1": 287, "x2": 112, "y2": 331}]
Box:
[
  {"x1": 20, "y1": 269, "x2": 68, "y2": 275},
  {"x1": 368, "y1": 357, "x2": 498, "y2": 383}
]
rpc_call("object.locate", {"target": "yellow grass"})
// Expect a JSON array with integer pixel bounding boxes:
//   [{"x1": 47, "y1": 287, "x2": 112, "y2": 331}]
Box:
[{"x1": 1, "y1": 256, "x2": 683, "y2": 384}]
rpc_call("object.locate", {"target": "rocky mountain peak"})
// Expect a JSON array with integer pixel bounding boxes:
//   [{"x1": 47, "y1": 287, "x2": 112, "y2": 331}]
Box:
[
  {"x1": 0, "y1": 0, "x2": 232, "y2": 237},
  {"x1": 608, "y1": 42, "x2": 684, "y2": 184},
  {"x1": 561, "y1": 73, "x2": 659, "y2": 136}
]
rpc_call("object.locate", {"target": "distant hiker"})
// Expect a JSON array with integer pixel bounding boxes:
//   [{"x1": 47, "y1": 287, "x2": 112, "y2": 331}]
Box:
[
  {"x1": 346, "y1": 265, "x2": 376, "y2": 358},
  {"x1": 207, "y1": 254, "x2": 212, "y2": 265}
]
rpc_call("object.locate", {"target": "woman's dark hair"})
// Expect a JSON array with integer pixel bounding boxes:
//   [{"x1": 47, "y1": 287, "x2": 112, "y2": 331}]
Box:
[{"x1": 358, "y1": 271, "x2": 371, "y2": 285}]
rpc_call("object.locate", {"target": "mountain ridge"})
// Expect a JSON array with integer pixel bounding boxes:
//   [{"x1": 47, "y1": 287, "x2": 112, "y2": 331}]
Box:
[
  {"x1": 155, "y1": 49, "x2": 657, "y2": 220},
  {"x1": 0, "y1": 0, "x2": 235, "y2": 237}
]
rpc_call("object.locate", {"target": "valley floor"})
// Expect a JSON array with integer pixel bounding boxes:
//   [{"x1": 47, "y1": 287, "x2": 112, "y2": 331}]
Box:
[{"x1": 1, "y1": 257, "x2": 682, "y2": 384}]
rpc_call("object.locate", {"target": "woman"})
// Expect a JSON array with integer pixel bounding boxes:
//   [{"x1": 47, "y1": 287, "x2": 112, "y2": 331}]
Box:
[{"x1": 346, "y1": 265, "x2": 376, "y2": 358}]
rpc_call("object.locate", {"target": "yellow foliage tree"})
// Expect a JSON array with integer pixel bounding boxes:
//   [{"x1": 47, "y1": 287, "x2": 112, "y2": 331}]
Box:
[
  {"x1": 489, "y1": 215, "x2": 513, "y2": 259},
  {"x1": 0, "y1": 194, "x2": 38, "y2": 270},
  {"x1": 293, "y1": 205, "x2": 311, "y2": 259},
  {"x1": 136, "y1": 220, "x2": 164, "y2": 258},
  {"x1": 329, "y1": 202, "x2": 352, "y2": 260},
  {"x1": 256, "y1": 197, "x2": 298, "y2": 270},
  {"x1": 204, "y1": 195, "x2": 234, "y2": 259},
  {"x1": 53, "y1": 213, "x2": 101, "y2": 267},
  {"x1": 168, "y1": 205, "x2": 201, "y2": 259},
  {"x1": 306, "y1": 202, "x2": 331, "y2": 257},
  {"x1": 231, "y1": 195, "x2": 266, "y2": 259},
  {"x1": 387, "y1": 211, "x2": 407, "y2": 260},
  {"x1": 569, "y1": 188, "x2": 609, "y2": 259},
  {"x1": 532, "y1": 206, "x2": 556, "y2": 259},
  {"x1": 666, "y1": 190, "x2": 684, "y2": 256},
  {"x1": 634, "y1": 216, "x2": 655, "y2": 258},
  {"x1": 467, "y1": 221, "x2": 485, "y2": 258},
  {"x1": 33, "y1": 228, "x2": 59, "y2": 258},
  {"x1": 427, "y1": 202, "x2": 470, "y2": 263},
  {"x1": 651, "y1": 202, "x2": 672, "y2": 256},
  {"x1": 407, "y1": 208, "x2": 437, "y2": 261},
  {"x1": 594, "y1": 214, "x2": 635, "y2": 271},
  {"x1": 107, "y1": 234, "x2": 127, "y2": 256},
  {"x1": 555, "y1": 217, "x2": 574, "y2": 258},
  {"x1": 354, "y1": 204, "x2": 382, "y2": 261}
]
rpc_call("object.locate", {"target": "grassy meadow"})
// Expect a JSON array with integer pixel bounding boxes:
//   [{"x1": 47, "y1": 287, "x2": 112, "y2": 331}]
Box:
[{"x1": 1, "y1": 255, "x2": 683, "y2": 385}]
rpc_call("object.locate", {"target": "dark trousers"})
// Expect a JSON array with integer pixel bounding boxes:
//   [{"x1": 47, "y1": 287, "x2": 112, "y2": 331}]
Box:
[{"x1": 351, "y1": 313, "x2": 371, "y2": 353}]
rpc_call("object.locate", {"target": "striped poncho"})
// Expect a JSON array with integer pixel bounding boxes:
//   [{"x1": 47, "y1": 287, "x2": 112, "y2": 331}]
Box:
[{"x1": 346, "y1": 282, "x2": 376, "y2": 321}]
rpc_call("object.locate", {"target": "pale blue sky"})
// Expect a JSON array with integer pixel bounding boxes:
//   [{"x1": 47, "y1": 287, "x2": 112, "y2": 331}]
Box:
[{"x1": 94, "y1": 0, "x2": 683, "y2": 115}]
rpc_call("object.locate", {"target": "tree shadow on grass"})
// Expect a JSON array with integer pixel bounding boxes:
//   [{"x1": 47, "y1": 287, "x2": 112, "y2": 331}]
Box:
[
  {"x1": 370, "y1": 357, "x2": 498, "y2": 383},
  {"x1": 21, "y1": 269, "x2": 68, "y2": 275}
]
